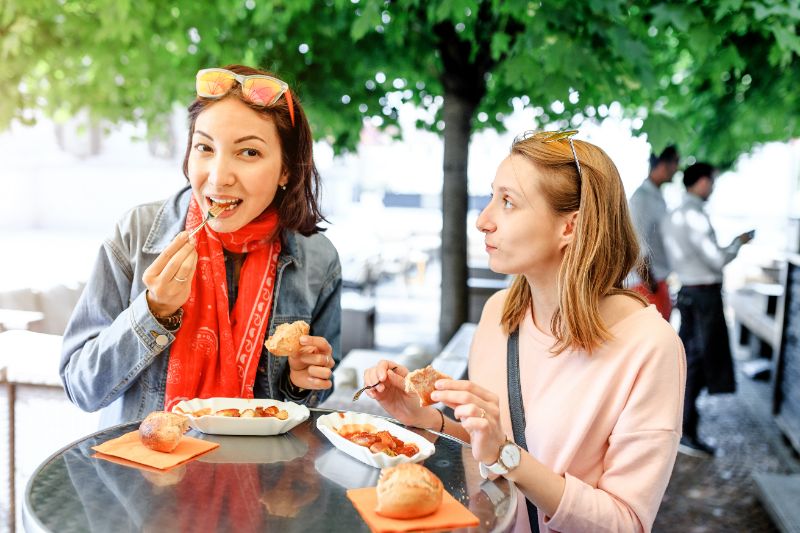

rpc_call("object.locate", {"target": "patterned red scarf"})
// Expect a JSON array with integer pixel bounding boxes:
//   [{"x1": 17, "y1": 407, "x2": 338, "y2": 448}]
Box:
[{"x1": 164, "y1": 196, "x2": 281, "y2": 411}]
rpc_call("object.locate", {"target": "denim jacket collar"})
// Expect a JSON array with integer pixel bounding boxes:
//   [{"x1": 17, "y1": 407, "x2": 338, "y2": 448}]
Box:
[{"x1": 141, "y1": 186, "x2": 302, "y2": 268}]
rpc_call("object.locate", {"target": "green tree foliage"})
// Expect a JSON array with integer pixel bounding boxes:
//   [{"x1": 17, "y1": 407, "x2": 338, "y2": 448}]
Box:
[{"x1": 2, "y1": 0, "x2": 798, "y2": 343}]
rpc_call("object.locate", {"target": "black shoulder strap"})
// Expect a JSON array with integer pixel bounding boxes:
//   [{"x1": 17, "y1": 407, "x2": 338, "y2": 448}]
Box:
[{"x1": 507, "y1": 328, "x2": 540, "y2": 533}]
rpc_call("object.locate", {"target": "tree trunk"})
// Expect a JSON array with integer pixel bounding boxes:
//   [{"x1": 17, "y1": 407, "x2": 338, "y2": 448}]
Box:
[{"x1": 438, "y1": 90, "x2": 477, "y2": 347}]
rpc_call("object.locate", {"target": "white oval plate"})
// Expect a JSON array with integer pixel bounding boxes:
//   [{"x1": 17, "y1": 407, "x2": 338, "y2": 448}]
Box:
[
  {"x1": 172, "y1": 397, "x2": 309, "y2": 436},
  {"x1": 315, "y1": 411, "x2": 435, "y2": 469}
]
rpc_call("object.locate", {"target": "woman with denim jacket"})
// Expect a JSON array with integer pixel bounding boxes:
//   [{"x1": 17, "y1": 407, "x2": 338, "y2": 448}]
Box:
[{"x1": 60, "y1": 65, "x2": 341, "y2": 428}]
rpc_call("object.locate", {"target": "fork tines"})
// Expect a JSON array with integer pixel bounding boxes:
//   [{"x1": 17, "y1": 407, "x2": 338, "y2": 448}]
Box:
[{"x1": 208, "y1": 203, "x2": 226, "y2": 218}]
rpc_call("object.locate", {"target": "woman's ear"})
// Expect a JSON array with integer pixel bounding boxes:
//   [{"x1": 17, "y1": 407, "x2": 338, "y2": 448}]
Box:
[
  {"x1": 278, "y1": 169, "x2": 289, "y2": 189},
  {"x1": 559, "y1": 211, "x2": 579, "y2": 249}
]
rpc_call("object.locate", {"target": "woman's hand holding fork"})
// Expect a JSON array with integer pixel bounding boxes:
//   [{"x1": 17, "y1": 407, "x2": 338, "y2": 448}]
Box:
[
  {"x1": 143, "y1": 231, "x2": 198, "y2": 318},
  {"x1": 362, "y1": 361, "x2": 442, "y2": 430}
]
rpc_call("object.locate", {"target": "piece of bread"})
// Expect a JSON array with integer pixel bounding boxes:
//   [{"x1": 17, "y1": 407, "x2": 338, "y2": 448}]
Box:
[
  {"x1": 375, "y1": 463, "x2": 443, "y2": 519},
  {"x1": 265, "y1": 320, "x2": 310, "y2": 356},
  {"x1": 404, "y1": 366, "x2": 451, "y2": 407},
  {"x1": 139, "y1": 411, "x2": 189, "y2": 453}
]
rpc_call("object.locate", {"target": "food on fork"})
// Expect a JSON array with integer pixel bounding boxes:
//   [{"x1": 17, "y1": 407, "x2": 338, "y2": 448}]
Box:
[
  {"x1": 265, "y1": 320, "x2": 310, "y2": 356},
  {"x1": 404, "y1": 366, "x2": 451, "y2": 407},
  {"x1": 139, "y1": 411, "x2": 189, "y2": 453},
  {"x1": 337, "y1": 425, "x2": 419, "y2": 457},
  {"x1": 375, "y1": 463, "x2": 443, "y2": 519}
]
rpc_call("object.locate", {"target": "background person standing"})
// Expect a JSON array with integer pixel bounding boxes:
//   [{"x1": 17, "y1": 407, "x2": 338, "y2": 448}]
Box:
[
  {"x1": 663, "y1": 162, "x2": 753, "y2": 457},
  {"x1": 628, "y1": 145, "x2": 680, "y2": 321}
]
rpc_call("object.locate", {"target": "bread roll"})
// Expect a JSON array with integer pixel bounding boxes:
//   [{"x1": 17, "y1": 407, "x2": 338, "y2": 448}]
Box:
[
  {"x1": 375, "y1": 463, "x2": 443, "y2": 519},
  {"x1": 139, "y1": 411, "x2": 189, "y2": 453},
  {"x1": 404, "y1": 366, "x2": 451, "y2": 407},
  {"x1": 265, "y1": 320, "x2": 310, "y2": 356}
]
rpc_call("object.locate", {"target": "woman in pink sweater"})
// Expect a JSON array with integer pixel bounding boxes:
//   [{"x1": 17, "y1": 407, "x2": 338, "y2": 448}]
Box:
[{"x1": 364, "y1": 130, "x2": 686, "y2": 532}]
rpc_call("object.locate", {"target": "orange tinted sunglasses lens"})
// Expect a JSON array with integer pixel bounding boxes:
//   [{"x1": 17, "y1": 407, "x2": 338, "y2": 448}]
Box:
[
  {"x1": 196, "y1": 70, "x2": 236, "y2": 97},
  {"x1": 241, "y1": 77, "x2": 283, "y2": 106}
]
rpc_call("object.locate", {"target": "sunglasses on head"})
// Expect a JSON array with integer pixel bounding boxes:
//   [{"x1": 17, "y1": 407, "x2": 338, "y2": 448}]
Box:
[
  {"x1": 515, "y1": 129, "x2": 583, "y2": 184},
  {"x1": 195, "y1": 68, "x2": 295, "y2": 126}
]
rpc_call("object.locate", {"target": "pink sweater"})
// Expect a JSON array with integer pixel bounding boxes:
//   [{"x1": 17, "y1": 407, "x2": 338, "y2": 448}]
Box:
[{"x1": 470, "y1": 299, "x2": 686, "y2": 533}]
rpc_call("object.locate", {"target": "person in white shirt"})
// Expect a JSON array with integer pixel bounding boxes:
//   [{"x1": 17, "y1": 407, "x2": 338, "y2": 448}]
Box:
[
  {"x1": 662, "y1": 162, "x2": 753, "y2": 457},
  {"x1": 628, "y1": 145, "x2": 680, "y2": 321}
]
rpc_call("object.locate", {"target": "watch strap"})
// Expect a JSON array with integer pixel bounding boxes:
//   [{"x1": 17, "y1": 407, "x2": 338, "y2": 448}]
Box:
[{"x1": 155, "y1": 308, "x2": 183, "y2": 331}]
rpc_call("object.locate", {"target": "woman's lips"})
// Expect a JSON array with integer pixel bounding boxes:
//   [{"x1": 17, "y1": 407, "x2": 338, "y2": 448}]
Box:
[{"x1": 206, "y1": 196, "x2": 242, "y2": 219}]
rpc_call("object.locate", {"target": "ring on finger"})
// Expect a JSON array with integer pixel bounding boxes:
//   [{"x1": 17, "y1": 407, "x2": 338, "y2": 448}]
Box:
[
  {"x1": 480, "y1": 407, "x2": 486, "y2": 419},
  {"x1": 173, "y1": 275, "x2": 188, "y2": 283}
]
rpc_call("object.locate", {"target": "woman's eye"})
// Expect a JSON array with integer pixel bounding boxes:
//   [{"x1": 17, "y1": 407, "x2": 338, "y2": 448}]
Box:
[
  {"x1": 503, "y1": 197, "x2": 513, "y2": 209},
  {"x1": 241, "y1": 148, "x2": 261, "y2": 158},
  {"x1": 194, "y1": 143, "x2": 212, "y2": 153}
]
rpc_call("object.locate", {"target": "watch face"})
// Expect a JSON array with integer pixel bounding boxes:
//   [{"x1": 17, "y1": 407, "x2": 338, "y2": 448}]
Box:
[{"x1": 501, "y1": 443, "x2": 521, "y2": 469}]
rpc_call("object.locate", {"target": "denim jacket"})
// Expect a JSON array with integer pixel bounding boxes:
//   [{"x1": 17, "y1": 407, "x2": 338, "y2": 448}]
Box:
[{"x1": 60, "y1": 187, "x2": 341, "y2": 428}]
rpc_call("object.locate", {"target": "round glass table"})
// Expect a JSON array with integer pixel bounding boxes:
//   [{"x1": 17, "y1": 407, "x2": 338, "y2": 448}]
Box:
[{"x1": 24, "y1": 408, "x2": 517, "y2": 532}]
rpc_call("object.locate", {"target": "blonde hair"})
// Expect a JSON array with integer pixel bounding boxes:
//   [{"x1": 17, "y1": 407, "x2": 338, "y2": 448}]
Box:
[{"x1": 500, "y1": 135, "x2": 646, "y2": 353}]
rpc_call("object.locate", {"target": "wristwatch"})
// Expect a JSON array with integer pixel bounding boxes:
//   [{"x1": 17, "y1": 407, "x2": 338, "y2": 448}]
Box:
[
  {"x1": 155, "y1": 308, "x2": 184, "y2": 331},
  {"x1": 479, "y1": 439, "x2": 521, "y2": 478}
]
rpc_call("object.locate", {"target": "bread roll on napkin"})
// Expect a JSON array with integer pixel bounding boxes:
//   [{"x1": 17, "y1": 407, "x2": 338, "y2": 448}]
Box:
[
  {"x1": 376, "y1": 463, "x2": 443, "y2": 519},
  {"x1": 139, "y1": 411, "x2": 189, "y2": 453}
]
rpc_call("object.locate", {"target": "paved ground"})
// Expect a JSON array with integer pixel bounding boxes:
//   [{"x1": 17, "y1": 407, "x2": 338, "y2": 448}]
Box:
[{"x1": 654, "y1": 361, "x2": 800, "y2": 532}]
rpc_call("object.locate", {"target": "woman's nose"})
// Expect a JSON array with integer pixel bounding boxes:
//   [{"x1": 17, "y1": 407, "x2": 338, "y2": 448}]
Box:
[
  {"x1": 208, "y1": 156, "x2": 235, "y2": 187},
  {"x1": 476, "y1": 205, "x2": 495, "y2": 233}
]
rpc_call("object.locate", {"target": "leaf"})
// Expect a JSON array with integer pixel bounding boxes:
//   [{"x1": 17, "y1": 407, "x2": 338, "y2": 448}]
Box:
[
  {"x1": 490, "y1": 32, "x2": 510, "y2": 61},
  {"x1": 650, "y1": 4, "x2": 694, "y2": 33},
  {"x1": 351, "y1": 1, "x2": 381, "y2": 41},
  {"x1": 714, "y1": 0, "x2": 745, "y2": 21}
]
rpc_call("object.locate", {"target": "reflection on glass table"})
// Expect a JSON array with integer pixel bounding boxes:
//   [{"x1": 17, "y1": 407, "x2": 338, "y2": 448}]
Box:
[{"x1": 24, "y1": 408, "x2": 517, "y2": 533}]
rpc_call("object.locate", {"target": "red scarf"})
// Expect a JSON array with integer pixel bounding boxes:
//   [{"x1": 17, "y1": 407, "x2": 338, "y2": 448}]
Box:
[{"x1": 164, "y1": 197, "x2": 281, "y2": 411}]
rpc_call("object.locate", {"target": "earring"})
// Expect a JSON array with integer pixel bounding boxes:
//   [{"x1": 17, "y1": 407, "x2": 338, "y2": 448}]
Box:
[{"x1": 280, "y1": 184, "x2": 287, "y2": 191}]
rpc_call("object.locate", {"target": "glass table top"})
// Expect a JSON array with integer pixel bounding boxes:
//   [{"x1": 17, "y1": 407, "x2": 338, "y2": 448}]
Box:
[{"x1": 24, "y1": 408, "x2": 517, "y2": 532}]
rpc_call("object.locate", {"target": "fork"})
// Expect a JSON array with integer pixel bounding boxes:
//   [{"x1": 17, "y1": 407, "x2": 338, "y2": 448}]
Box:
[
  {"x1": 352, "y1": 366, "x2": 398, "y2": 401},
  {"x1": 188, "y1": 203, "x2": 226, "y2": 238}
]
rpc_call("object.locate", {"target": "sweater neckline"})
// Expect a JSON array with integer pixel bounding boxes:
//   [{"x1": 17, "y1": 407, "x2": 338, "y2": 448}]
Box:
[{"x1": 522, "y1": 304, "x2": 656, "y2": 352}]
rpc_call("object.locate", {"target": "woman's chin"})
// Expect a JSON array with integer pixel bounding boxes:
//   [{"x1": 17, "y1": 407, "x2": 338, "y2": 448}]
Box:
[{"x1": 209, "y1": 219, "x2": 243, "y2": 234}]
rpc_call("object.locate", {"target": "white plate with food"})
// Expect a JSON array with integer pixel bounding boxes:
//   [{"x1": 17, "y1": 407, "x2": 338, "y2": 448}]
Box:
[
  {"x1": 315, "y1": 411, "x2": 435, "y2": 469},
  {"x1": 172, "y1": 397, "x2": 309, "y2": 436}
]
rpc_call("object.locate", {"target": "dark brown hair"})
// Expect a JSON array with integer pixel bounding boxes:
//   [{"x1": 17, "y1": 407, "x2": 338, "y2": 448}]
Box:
[{"x1": 182, "y1": 64, "x2": 324, "y2": 235}]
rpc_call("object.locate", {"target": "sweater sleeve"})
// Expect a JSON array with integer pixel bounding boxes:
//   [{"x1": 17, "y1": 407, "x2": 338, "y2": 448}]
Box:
[{"x1": 545, "y1": 329, "x2": 686, "y2": 533}]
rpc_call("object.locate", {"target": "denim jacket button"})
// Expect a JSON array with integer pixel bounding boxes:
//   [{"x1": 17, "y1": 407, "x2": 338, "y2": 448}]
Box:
[{"x1": 155, "y1": 334, "x2": 169, "y2": 347}]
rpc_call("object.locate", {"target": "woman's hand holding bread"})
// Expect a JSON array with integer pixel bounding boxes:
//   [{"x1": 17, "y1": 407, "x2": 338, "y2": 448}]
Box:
[
  {"x1": 265, "y1": 320, "x2": 335, "y2": 390},
  {"x1": 364, "y1": 360, "x2": 507, "y2": 463},
  {"x1": 287, "y1": 334, "x2": 335, "y2": 390},
  {"x1": 429, "y1": 378, "x2": 506, "y2": 465},
  {"x1": 363, "y1": 361, "x2": 441, "y2": 430}
]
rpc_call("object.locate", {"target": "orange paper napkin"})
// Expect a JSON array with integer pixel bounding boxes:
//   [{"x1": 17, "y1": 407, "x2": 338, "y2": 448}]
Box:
[
  {"x1": 91, "y1": 430, "x2": 219, "y2": 471},
  {"x1": 347, "y1": 487, "x2": 480, "y2": 533}
]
